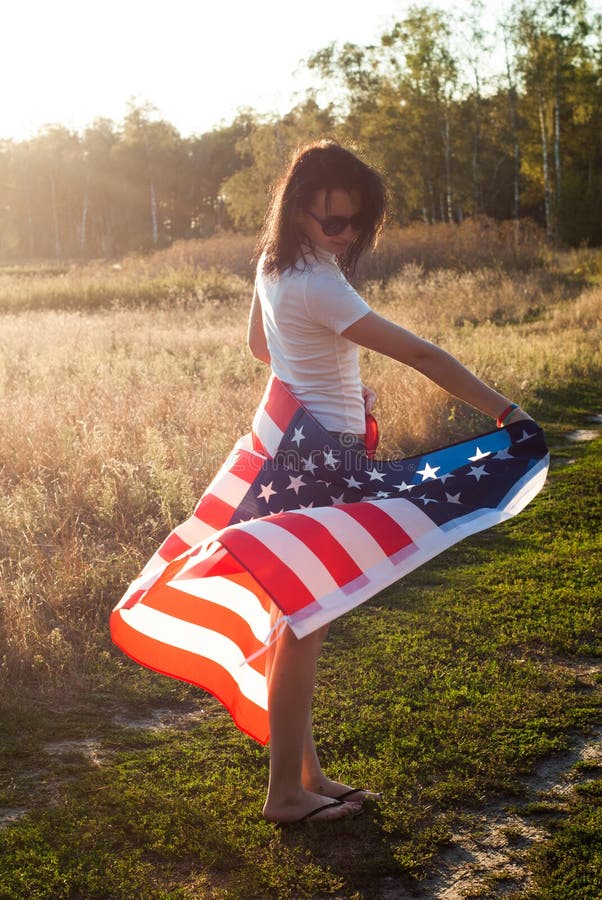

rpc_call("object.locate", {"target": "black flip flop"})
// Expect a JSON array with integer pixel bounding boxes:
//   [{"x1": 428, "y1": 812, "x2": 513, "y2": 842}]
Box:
[
  {"x1": 273, "y1": 799, "x2": 352, "y2": 826},
  {"x1": 334, "y1": 788, "x2": 382, "y2": 802},
  {"x1": 301, "y1": 799, "x2": 345, "y2": 822}
]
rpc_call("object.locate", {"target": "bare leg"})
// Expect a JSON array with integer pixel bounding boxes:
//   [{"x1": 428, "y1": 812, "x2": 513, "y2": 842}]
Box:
[
  {"x1": 301, "y1": 713, "x2": 381, "y2": 802},
  {"x1": 295, "y1": 624, "x2": 381, "y2": 803},
  {"x1": 262, "y1": 606, "x2": 361, "y2": 823}
]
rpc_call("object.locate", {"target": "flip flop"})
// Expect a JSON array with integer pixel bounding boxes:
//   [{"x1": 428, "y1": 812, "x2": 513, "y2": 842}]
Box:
[
  {"x1": 334, "y1": 788, "x2": 382, "y2": 802},
  {"x1": 273, "y1": 799, "x2": 359, "y2": 826}
]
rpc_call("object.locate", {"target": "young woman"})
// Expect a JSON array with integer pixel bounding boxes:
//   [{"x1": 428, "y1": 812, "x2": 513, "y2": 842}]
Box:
[{"x1": 248, "y1": 140, "x2": 533, "y2": 825}]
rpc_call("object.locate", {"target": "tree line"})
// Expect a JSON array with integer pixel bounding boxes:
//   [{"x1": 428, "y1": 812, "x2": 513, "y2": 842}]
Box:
[{"x1": 1, "y1": 0, "x2": 600, "y2": 261}]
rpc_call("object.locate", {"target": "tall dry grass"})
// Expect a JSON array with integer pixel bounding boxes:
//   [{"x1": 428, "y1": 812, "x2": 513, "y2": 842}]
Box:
[
  {"x1": 0, "y1": 217, "x2": 555, "y2": 315},
  {"x1": 0, "y1": 247, "x2": 600, "y2": 698},
  {"x1": 358, "y1": 218, "x2": 547, "y2": 281}
]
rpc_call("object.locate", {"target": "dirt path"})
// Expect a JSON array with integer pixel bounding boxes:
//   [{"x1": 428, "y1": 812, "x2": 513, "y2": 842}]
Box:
[{"x1": 379, "y1": 659, "x2": 602, "y2": 899}]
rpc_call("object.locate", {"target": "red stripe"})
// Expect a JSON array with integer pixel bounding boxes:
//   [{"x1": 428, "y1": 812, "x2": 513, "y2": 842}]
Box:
[
  {"x1": 121, "y1": 588, "x2": 145, "y2": 611},
  {"x1": 263, "y1": 377, "x2": 299, "y2": 432},
  {"x1": 229, "y1": 448, "x2": 264, "y2": 483},
  {"x1": 109, "y1": 614, "x2": 269, "y2": 744},
  {"x1": 180, "y1": 550, "x2": 273, "y2": 618},
  {"x1": 158, "y1": 530, "x2": 191, "y2": 561},
  {"x1": 176, "y1": 544, "x2": 240, "y2": 580},
  {"x1": 220, "y1": 528, "x2": 316, "y2": 614},
  {"x1": 339, "y1": 503, "x2": 412, "y2": 556},
  {"x1": 193, "y1": 492, "x2": 235, "y2": 529},
  {"x1": 252, "y1": 432, "x2": 269, "y2": 456},
  {"x1": 138, "y1": 583, "x2": 266, "y2": 675},
  {"x1": 270, "y1": 512, "x2": 363, "y2": 587}
]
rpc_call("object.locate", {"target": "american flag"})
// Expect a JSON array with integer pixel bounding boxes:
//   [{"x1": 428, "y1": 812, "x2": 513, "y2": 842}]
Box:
[{"x1": 110, "y1": 376, "x2": 549, "y2": 744}]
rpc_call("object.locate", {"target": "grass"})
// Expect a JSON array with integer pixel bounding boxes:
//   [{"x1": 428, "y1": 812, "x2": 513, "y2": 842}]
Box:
[{"x1": 0, "y1": 234, "x2": 601, "y2": 896}]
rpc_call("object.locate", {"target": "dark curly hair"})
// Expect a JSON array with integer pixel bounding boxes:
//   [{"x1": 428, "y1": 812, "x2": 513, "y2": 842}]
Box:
[{"x1": 255, "y1": 140, "x2": 387, "y2": 277}]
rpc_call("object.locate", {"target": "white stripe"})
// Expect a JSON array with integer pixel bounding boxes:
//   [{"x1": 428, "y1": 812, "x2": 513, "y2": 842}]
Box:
[
  {"x1": 119, "y1": 605, "x2": 268, "y2": 710},
  {"x1": 173, "y1": 514, "x2": 216, "y2": 548},
  {"x1": 139, "y1": 516, "x2": 214, "y2": 578},
  {"x1": 245, "y1": 518, "x2": 339, "y2": 598},
  {"x1": 371, "y1": 498, "x2": 435, "y2": 541},
  {"x1": 289, "y1": 505, "x2": 388, "y2": 571},
  {"x1": 285, "y1": 509, "x2": 490, "y2": 638},
  {"x1": 207, "y1": 470, "x2": 255, "y2": 508},
  {"x1": 113, "y1": 564, "x2": 165, "y2": 610},
  {"x1": 201, "y1": 456, "x2": 239, "y2": 500},
  {"x1": 252, "y1": 409, "x2": 283, "y2": 458},
  {"x1": 190, "y1": 514, "x2": 227, "y2": 538},
  {"x1": 168, "y1": 574, "x2": 271, "y2": 642}
]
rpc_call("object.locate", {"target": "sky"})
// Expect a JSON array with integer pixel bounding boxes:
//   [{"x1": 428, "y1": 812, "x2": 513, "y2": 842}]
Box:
[{"x1": 0, "y1": 0, "x2": 547, "y2": 141}]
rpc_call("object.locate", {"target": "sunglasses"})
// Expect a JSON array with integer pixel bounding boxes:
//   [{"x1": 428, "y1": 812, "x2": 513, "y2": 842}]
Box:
[{"x1": 306, "y1": 209, "x2": 364, "y2": 237}]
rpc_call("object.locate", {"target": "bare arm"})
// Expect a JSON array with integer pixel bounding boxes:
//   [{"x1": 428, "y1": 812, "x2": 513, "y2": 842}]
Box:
[
  {"x1": 343, "y1": 311, "x2": 531, "y2": 423},
  {"x1": 247, "y1": 286, "x2": 271, "y2": 365}
]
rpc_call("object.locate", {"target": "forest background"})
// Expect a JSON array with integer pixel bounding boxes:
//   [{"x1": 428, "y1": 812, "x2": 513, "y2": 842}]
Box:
[{"x1": 1, "y1": 0, "x2": 602, "y2": 262}]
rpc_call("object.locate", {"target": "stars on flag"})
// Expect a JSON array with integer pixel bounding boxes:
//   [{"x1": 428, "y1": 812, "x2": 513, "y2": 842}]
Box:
[
  {"x1": 468, "y1": 446, "x2": 491, "y2": 462},
  {"x1": 416, "y1": 461, "x2": 440, "y2": 481},
  {"x1": 246, "y1": 408, "x2": 539, "y2": 524},
  {"x1": 468, "y1": 465, "x2": 489, "y2": 481},
  {"x1": 257, "y1": 481, "x2": 277, "y2": 503},
  {"x1": 302, "y1": 456, "x2": 318, "y2": 474},
  {"x1": 445, "y1": 491, "x2": 462, "y2": 504},
  {"x1": 323, "y1": 448, "x2": 339, "y2": 469},
  {"x1": 286, "y1": 474, "x2": 306, "y2": 495},
  {"x1": 291, "y1": 426, "x2": 306, "y2": 447}
]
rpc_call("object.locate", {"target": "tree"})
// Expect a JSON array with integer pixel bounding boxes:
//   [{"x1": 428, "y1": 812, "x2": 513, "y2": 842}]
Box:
[
  {"x1": 220, "y1": 101, "x2": 336, "y2": 232},
  {"x1": 382, "y1": 7, "x2": 459, "y2": 222},
  {"x1": 513, "y1": 0, "x2": 590, "y2": 237}
]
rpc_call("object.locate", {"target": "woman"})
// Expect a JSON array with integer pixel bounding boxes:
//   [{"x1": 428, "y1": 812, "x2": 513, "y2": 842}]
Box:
[{"x1": 248, "y1": 140, "x2": 533, "y2": 824}]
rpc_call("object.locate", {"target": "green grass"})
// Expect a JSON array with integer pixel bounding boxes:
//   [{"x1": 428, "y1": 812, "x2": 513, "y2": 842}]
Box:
[
  {"x1": 522, "y1": 775, "x2": 602, "y2": 899},
  {"x1": 0, "y1": 386, "x2": 600, "y2": 898}
]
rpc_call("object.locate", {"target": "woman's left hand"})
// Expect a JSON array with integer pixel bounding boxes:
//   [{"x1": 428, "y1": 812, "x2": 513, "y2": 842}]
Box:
[{"x1": 362, "y1": 383, "x2": 377, "y2": 414}]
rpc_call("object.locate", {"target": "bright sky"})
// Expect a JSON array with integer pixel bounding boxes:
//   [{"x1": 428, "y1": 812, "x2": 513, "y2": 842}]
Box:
[{"x1": 3, "y1": 0, "x2": 516, "y2": 141}]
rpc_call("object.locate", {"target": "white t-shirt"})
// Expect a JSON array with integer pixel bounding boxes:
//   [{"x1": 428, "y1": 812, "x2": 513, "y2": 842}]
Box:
[{"x1": 255, "y1": 247, "x2": 371, "y2": 433}]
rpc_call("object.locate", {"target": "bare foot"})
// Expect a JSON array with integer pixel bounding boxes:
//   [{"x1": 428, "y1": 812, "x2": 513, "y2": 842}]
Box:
[
  {"x1": 263, "y1": 789, "x2": 362, "y2": 824},
  {"x1": 304, "y1": 776, "x2": 381, "y2": 803}
]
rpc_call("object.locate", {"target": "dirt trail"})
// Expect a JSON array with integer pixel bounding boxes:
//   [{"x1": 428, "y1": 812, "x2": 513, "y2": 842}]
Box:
[
  {"x1": 378, "y1": 659, "x2": 602, "y2": 900},
  {"x1": 418, "y1": 727, "x2": 601, "y2": 899}
]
